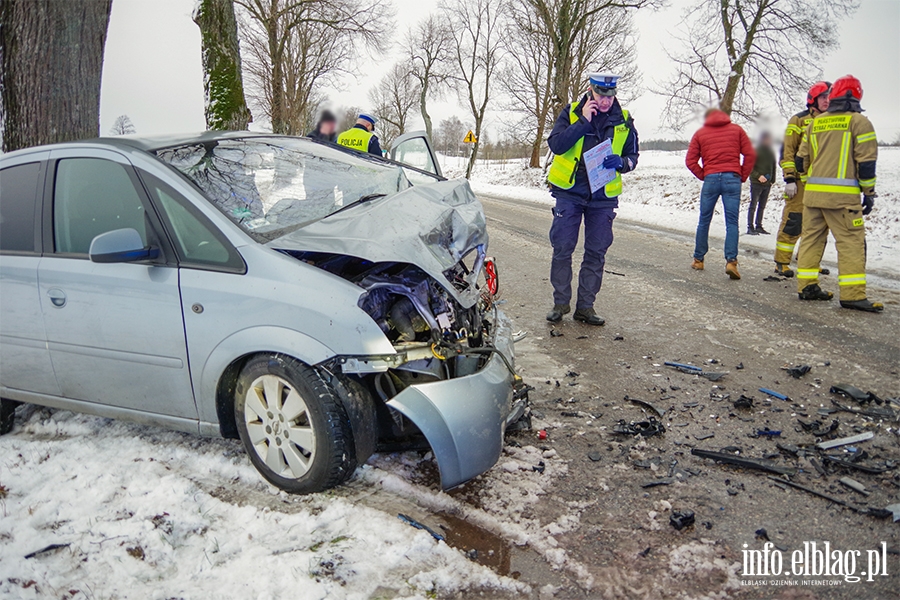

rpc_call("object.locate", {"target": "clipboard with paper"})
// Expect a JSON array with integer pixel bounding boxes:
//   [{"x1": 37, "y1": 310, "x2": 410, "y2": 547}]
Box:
[{"x1": 582, "y1": 139, "x2": 616, "y2": 194}]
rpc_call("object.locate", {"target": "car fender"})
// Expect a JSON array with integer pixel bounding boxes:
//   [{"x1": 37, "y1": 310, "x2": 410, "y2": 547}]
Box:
[{"x1": 198, "y1": 325, "x2": 335, "y2": 425}]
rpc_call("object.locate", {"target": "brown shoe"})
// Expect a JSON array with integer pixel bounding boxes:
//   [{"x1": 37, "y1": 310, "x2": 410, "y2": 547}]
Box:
[
  {"x1": 691, "y1": 258, "x2": 704, "y2": 270},
  {"x1": 726, "y1": 261, "x2": 741, "y2": 280}
]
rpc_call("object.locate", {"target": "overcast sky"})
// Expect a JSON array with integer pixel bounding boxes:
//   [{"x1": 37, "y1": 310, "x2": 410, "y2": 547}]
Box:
[{"x1": 100, "y1": 0, "x2": 900, "y2": 142}]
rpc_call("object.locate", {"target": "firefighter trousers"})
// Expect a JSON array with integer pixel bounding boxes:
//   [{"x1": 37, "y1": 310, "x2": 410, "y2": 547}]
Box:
[
  {"x1": 796, "y1": 206, "x2": 867, "y2": 301},
  {"x1": 774, "y1": 191, "x2": 804, "y2": 264}
]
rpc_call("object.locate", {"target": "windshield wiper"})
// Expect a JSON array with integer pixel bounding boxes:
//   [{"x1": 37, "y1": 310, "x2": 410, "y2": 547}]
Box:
[{"x1": 330, "y1": 193, "x2": 387, "y2": 216}]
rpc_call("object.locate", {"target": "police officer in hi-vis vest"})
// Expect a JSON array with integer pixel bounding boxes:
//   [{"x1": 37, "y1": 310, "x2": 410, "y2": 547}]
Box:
[
  {"x1": 337, "y1": 113, "x2": 383, "y2": 156},
  {"x1": 545, "y1": 73, "x2": 639, "y2": 326}
]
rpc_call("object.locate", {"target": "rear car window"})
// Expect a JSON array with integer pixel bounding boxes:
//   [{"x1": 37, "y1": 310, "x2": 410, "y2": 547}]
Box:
[{"x1": 0, "y1": 162, "x2": 40, "y2": 252}]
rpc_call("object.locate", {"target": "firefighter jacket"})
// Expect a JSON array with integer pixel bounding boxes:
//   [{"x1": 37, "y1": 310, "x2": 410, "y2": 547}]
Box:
[
  {"x1": 780, "y1": 109, "x2": 814, "y2": 183},
  {"x1": 796, "y1": 99, "x2": 877, "y2": 210}
]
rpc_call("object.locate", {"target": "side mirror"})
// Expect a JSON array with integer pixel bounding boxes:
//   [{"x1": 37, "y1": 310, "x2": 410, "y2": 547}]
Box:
[{"x1": 89, "y1": 228, "x2": 160, "y2": 263}]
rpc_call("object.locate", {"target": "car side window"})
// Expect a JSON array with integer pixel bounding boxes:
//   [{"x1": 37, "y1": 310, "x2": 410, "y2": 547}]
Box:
[
  {"x1": 0, "y1": 162, "x2": 40, "y2": 253},
  {"x1": 141, "y1": 171, "x2": 245, "y2": 272},
  {"x1": 53, "y1": 158, "x2": 147, "y2": 254}
]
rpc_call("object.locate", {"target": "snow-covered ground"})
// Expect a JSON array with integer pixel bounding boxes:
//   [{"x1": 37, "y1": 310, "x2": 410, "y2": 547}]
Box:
[
  {"x1": 446, "y1": 148, "x2": 900, "y2": 279},
  {"x1": 0, "y1": 404, "x2": 581, "y2": 599}
]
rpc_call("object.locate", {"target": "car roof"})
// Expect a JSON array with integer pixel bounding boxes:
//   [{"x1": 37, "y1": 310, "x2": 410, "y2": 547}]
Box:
[{"x1": 1, "y1": 131, "x2": 321, "y2": 158}]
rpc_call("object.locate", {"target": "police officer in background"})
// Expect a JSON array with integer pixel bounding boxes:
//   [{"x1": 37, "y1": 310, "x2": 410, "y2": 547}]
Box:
[
  {"x1": 794, "y1": 75, "x2": 881, "y2": 312},
  {"x1": 545, "y1": 74, "x2": 639, "y2": 326},
  {"x1": 774, "y1": 81, "x2": 830, "y2": 277},
  {"x1": 337, "y1": 113, "x2": 383, "y2": 156}
]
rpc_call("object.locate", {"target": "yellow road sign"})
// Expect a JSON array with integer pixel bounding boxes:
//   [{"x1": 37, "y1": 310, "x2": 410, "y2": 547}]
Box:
[{"x1": 463, "y1": 130, "x2": 477, "y2": 143}]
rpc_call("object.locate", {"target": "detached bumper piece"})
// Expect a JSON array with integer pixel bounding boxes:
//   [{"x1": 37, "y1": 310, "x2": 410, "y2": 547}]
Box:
[{"x1": 386, "y1": 309, "x2": 525, "y2": 489}]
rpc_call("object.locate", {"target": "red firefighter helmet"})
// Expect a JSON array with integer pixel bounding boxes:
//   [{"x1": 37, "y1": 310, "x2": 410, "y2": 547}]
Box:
[
  {"x1": 829, "y1": 75, "x2": 863, "y2": 101},
  {"x1": 806, "y1": 81, "x2": 831, "y2": 107}
]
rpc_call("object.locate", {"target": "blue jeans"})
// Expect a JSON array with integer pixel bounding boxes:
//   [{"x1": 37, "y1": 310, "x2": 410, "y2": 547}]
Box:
[
  {"x1": 549, "y1": 197, "x2": 616, "y2": 309},
  {"x1": 694, "y1": 172, "x2": 742, "y2": 262}
]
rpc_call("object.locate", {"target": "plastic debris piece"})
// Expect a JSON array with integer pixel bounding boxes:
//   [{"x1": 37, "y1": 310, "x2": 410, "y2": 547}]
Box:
[
  {"x1": 817, "y1": 431, "x2": 873, "y2": 450},
  {"x1": 765, "y1": 476, "x2": 890, "y2": 518},
  {"x1": 733, "y1": 395, "x2": 754, "y2": 409},
  {"x1": 549, "y1": 329, "x2": 564, "y2": 338},
  {"x1": 838, "y1": 477, "x2": 869, "y2": 496},
  {"x1": 24, "y1": 543, "x2": 71, "y2": 559},
  {"x1": 694, "y1": 432, "x2": 715, "y2": 441},
  {"x1": 537, "y1": 429, "x2": 548, "y2": 440},
  {"x1": 691, "y1": 448, "x2": 796, "y2": 475},
  {"x1": 755, "y1": 428, "x2": 782, "y2": 438},
  {"x1": 810, "y1": 458, "x2": 826, "y2": 476},
  {"x1": 700, "y1": 371, "x2": 728, "y2": 382},
  {"x1": 755, "y1": 528, "x2": 770, "y2": 541},
  {"x1": 759, "y1": 388, "x2": 790, "y2": 401},
  {"x1": 830, "y1": 383, "x2": 876, "y2": 404},
  {"x1": 776, "y1": 443, "x2": 800, "y2": 456},
  {"x1": 642, "y1": 479, "x2": 674, "y2": 488},
  {"x1": 820, "y1": 454, "x2": 892, "y2": 474},
  {"x1": 665, "y1": 361, "x2": 702, "y2": 374},
  {"x1": 669, "y1": 510, "x2": 695, "y2": 530},
  {"x1": 782, "y1": 365, "x2": 812, "y2": 378},
  {"x1": 736, "y1": 362, "x2": 744, "y2": 370},
  {"x1": 512, "y1": 330, "x2": 528, "y2": 343},
  {"x1": 588, "y1": 451, "x2": 602, "y2": 462},
  {"x1": 626, "y1": 395, "x2": 666, "y2": 417},
  {"x1": 533, "y1": 460, "x2": 546, "y2": 474},
  {"x1": 830, "y1": 398, "x2": 897, "y2": 419},
  {"x1": 613, "y1": 417, "x2": 666, "y2": 437},
  {"x1": 886, "y1": 504, "x2": 900, "y2": 523}
]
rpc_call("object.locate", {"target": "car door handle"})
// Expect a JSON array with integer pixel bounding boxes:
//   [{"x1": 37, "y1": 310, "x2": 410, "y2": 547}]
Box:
[{"x1": 47, "y1": 288, "x2": 67, "y2": 308}]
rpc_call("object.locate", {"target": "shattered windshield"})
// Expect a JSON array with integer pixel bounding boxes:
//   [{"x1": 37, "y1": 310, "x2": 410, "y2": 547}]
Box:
[{"x1": 155, "y1": 137, "x2": 411, "y2": 242}]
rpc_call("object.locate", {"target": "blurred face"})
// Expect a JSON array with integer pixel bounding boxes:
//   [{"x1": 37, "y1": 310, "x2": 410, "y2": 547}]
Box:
[
  {"x1": 814, "y1": 94, "x2": 830, "y2": 112},
  {"x1": 591, "y1": 89, "x2": 615, "y2": 112},
  {"x1": 320, "y1": 120, "x2": 336, "y2": 135}
]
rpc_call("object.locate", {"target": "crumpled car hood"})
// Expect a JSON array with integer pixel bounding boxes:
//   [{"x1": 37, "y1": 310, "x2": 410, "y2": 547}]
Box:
[{"x1": 267, "y1": 178, "x2": 488, "y2": 306}]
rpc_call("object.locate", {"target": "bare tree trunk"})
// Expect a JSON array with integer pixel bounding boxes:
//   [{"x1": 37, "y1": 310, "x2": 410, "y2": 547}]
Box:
[
  {"x1": 529, "y1": 120, "x2": 545, "y2": 168},
  {"x1": 267, "y1": 21, "x2": 286, "y2": 134},
  {"x1": 419, "y1": 86, "x2": 433, "y2": 142},
  {"x1": 0, "y1": 0, "x2": 112, "y2": 152},
  {"x1": 193, "y1": 0, "x2": 251, "y2": 130}
]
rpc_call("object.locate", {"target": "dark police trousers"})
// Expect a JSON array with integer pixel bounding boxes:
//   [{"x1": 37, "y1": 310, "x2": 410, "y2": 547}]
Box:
[{"x1": 549, "y1": 196, "x2": 616, "y2": 309}]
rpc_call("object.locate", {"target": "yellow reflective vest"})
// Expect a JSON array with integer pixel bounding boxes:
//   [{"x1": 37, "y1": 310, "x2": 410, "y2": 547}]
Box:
[
  {"x1": 337, "y1": 127, "x2": 374, "y2": 153},
  {"x1": 780, "y1": 109, "x2": 814, "y2": 183},
  {"x1": 796, "y1": 111, "x2": 877, "y2": 209},
  {"x1": 547, "y1": 102, "x2": 631, "y2": 197}
]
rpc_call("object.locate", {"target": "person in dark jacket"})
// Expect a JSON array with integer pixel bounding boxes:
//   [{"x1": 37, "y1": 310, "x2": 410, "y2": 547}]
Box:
[
  {"x1": 747, "y1": 131, "x2": 776, "y2": 235},
  {"x1": 337, "y1": 113, "x2": 383, "y2": 156},
  {"x1": 686, "y1": 109, "x2": 755, "y2": 280},
  {"x1": 544, "y1": 74, "x2": 639, "y2": 326},
  {"x1": 307, "y1": 110, "x2": 337, "y2": 142}
]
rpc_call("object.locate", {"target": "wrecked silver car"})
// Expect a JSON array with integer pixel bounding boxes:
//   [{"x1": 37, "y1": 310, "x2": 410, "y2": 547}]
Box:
[{"x1": 0, "y1": 131, "x2": 528, "y2": 493}]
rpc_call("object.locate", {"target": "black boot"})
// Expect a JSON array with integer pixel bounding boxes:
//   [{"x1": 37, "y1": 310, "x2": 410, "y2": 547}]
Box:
[
  {"x1": 756, "y1": 226, "x2": 770, "y2": 235},
  {"x1": 573, "y1": 307, "x2": 605, "y2": 326},
  {"x1": 746, "y1": 227, "x2": 758, "y2": 235},
  {"x1": 840, "y1": 299, "x2": 884, "y2": 313},
  {"x1": 798, "y1": 284, "x2": 833, "y2": 301},
  {"x1": 546, "y1": 304, "x2": 570, "y2": 322}
]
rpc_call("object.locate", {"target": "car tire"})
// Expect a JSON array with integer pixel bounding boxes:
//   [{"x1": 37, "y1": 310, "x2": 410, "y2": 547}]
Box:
[
  {"x1": 0, "y1": 399, "x2": 21, "y2": 435},
  {"x1": 234, "y1": 354, "x2": 357, "y2": 494}
]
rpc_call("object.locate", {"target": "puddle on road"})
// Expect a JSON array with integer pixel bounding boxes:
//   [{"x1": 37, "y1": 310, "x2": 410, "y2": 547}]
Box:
[{"x1": 434, "y1": 512, "x2": 511, "y2": 574}]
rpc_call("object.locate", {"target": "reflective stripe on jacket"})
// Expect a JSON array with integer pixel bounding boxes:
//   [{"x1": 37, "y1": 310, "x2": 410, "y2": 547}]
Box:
[
  {"x1": 547, "y1": 103, "x2": 631, "y2": 197},
  {"x1": 797, "y1": 111, "x2": 878, "y2": 209},
  {"x1": 337, "y1": 127, "x2": 374, "y2": 153},
  {"x1": 780, "y1": 110, "x2": 813, "y2": 183}
]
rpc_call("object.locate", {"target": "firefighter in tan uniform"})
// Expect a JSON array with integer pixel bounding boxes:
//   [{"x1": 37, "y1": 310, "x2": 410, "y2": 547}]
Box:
[
  {"x1": 794, "y1": 75, "x2": 882, "y2": 312},
  {"x1": 774, "y1": 81, "x2": 830, "y2": 277}
]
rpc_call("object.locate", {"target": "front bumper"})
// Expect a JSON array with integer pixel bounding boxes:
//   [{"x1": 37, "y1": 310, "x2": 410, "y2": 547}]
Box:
[{"x1": 386, "y1": 308, "x2": 524, "y2": 489}]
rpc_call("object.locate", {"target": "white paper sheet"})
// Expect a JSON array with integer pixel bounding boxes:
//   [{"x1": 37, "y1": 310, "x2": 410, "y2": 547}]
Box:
[{"x1": 582, "y1": 139, "x2": 616, "y2": 193}]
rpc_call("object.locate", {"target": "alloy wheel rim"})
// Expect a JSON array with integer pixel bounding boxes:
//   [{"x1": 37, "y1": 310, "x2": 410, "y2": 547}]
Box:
[{"x1": 244, "y1": 374, "x2": 316, "y2": 478}]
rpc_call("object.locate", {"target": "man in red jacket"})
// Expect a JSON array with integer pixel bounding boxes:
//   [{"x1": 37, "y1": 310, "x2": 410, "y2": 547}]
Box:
[{"x1": 686, "y1": 109, "x2": 756, "y2": 279}]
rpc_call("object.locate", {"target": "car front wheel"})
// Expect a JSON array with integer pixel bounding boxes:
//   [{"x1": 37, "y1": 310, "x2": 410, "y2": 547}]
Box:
[{"x1": 234, "y1": 354, "x2": 357, "y2": 494}]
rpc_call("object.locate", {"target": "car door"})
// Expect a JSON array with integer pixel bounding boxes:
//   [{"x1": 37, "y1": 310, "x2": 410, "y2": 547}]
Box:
[
  {"x1": 389, "y1": 131, "x2": 443, "y2": 183},
  {"x1": 0, "y1": 153, "x2": 61, "y2": 396},
  {"x1": 37, "y1": 148, "x2": 197, "y2": 420}
]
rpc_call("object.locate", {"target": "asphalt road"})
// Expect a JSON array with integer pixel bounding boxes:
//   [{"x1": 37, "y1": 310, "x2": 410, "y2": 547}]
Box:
[{"x1": 478, "y1": 192, "x2": 900, "y2": 599}]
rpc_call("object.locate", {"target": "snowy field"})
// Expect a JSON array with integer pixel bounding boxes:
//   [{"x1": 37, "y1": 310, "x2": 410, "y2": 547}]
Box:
[{"x1": 445, "y1": 147, "x2": 900, "y2": 279}]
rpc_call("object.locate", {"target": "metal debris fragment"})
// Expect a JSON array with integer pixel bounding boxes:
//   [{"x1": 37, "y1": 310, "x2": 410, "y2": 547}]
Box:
[
  {"x1": 838, "y1": 477, "x2": 869, "y2": 496},
  {"x1": 766, "y1": 476, "x2": 891, "y2": 518}
]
